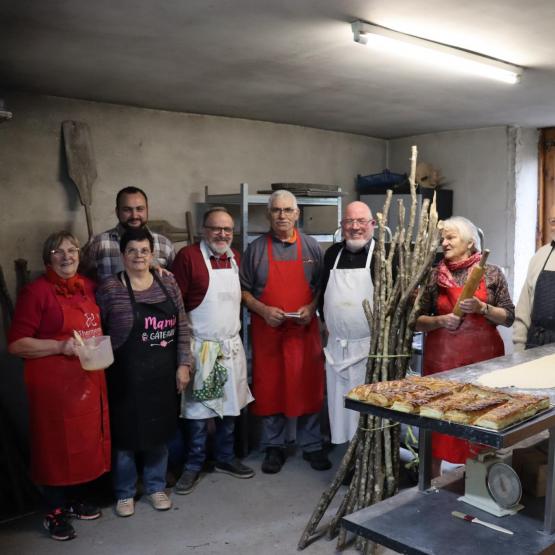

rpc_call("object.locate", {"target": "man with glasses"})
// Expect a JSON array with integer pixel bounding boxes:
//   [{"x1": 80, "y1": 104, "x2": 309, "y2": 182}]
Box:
[
  {"x1": 320, "y1": 201, "x2": 376, "y2": 445},
  {"x1": 514, "y1": 204, "x2": 555, "y2": 350},
  {"x1": 83, "y1": 186, "x2": 175, "y2": 281},
  {"x1": 171, "y1": 207, "x2": 254, "y2": 494},
  {"x1": 240, "y1": 190, "x2": 330, "y2": 474}
]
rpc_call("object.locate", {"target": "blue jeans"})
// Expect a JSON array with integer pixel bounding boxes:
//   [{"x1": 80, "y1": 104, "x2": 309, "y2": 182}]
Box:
[
  {"x1": 261, "y1": 413, "x2": 322, "y2": 452},
  {"x1": 184, "y1": 417, "x2": 235, "y2": 472},
  {"x1": 112, "y1": 445, "x2": 168, "y2": 500}
]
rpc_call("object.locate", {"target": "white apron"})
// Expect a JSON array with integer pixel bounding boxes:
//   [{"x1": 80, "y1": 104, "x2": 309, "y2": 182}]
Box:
[
  {"x1": 323, "y1": 241, "x2": 374, "y2": 444},
  {"x1": 181, "y1": 241, "x2": 253, "y2": 419}
]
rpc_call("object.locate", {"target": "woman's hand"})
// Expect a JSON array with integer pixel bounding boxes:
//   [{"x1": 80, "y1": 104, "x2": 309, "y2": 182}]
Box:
[
  {"x1": 59, "y1": 338, "x2": 78, "y2": 357},
  {"x1": 438, "y1": 313, "x2": 462, "y2": 331},
  {"x1": 176, "y1": 364, "x2": 191, "y2": 393},
  {"x1": 459, "y1": 296, "x2": 485, "y2": 315}
]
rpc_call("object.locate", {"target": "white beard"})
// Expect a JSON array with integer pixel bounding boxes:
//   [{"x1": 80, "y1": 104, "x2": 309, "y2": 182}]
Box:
[
  {"x1": 207, "y1": 240, "x2": 230, "y2": 255},
  {"x1": 345, "y1": 238, "x2": 370, "y2": 252}
]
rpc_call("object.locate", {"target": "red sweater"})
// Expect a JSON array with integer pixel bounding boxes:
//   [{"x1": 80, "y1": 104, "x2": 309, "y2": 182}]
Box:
[{"x1": 9, "y1": 275, "x2": 97, "y2": 342}]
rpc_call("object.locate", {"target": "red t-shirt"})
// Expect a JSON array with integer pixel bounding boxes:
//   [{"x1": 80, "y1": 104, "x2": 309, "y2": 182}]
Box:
[
  {"x1": 9, "y1": 275, "x2": 97, "y2": 342},
  {"x1": 172, "y1": 243, "x2": 241, "y2": 312}
]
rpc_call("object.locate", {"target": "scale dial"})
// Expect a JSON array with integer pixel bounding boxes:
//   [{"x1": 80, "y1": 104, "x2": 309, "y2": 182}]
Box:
[{"x1": 486, "y1": 462, "x2": 522, "y2": 509}]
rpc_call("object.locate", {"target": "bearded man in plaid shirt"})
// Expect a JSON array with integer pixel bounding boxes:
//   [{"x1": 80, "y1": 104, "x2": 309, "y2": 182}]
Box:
[{"x1": 83, "y1": 186, "x2": 175, "y2": 281}]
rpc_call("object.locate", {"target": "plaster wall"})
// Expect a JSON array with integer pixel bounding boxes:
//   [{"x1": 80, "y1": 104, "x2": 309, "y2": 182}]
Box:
[
  {"x1": 388, "y1": 127, "x2": 540, "y2": 352},
  {"x1": 0, "y1": 93, "x2": 386, "y2": 299}
]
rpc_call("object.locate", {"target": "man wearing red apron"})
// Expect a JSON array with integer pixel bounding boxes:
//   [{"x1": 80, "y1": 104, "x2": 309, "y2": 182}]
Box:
[{"x1": 240, "y1": 190, "x2": 330, "y2": 474}]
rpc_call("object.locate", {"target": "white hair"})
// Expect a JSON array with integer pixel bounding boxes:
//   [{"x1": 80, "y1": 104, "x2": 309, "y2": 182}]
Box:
[
  {"x1": 443, "y1": 216, "x2": 481, "y2": 253},
  {"x1": 268, "y1": 189, "x2": 298, "y2": 211}
]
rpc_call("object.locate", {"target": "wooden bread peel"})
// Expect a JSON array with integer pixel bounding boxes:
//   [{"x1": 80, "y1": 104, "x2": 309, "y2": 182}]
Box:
[{"x1": 453, "y1": 249, "x2": 490, "y2": 317}]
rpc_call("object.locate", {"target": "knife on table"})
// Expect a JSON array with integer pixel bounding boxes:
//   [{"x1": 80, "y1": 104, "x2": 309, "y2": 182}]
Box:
[{"x1": 451, "y1": 511, "x2": 514, "y2": 535}]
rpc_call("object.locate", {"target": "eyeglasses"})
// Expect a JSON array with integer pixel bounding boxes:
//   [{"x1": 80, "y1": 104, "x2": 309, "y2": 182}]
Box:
[
  {"x1": 342, "y1": 218, "x2": 375, "y2": 227},
  {"x1": 270, "y1": 207, "x2": 297, "y2": 216},
  {"x1": 125, "y1": 247, "x2": 152, "y2": 256},
  {"x1": 204, "y1": 225, "x2": 234, "y2": 234},
  {"x1": 50, "y1": 247, "x2": 80, "y2": 257}
]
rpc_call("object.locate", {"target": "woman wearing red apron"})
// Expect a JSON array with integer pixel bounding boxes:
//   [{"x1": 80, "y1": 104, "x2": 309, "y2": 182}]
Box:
[
  {"x1": 9, "y1": 231, "x2": 110, "y2": 541},
  {"x1": 415, "y1": 217, "x2": 515, "y2": 476}
]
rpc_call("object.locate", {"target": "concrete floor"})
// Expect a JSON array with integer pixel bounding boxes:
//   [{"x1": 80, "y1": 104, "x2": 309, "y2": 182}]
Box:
[{"x1": 0, "y1": 446, "x2": 399, "y2": 555}]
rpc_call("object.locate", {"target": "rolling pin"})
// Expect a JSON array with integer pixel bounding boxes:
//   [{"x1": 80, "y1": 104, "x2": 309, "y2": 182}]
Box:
[{"x1": 452, "y1": 249, "x2": 490, "y2": 317}]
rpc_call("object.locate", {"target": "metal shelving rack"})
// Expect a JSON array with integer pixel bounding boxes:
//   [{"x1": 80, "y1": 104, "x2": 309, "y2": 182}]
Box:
[{"x1": 204, "y1": 182, "x2": 342, "y2": 250}]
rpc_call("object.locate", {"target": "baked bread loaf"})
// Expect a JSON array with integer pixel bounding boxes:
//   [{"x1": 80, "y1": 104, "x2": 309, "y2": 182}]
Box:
[{"x1": 347, "y1": 377, "x2": 550, "y2": 430}]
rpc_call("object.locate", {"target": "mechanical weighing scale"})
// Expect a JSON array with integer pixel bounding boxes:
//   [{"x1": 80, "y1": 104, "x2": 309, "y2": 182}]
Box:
[{"x1": 458, "y1": 451, "x2": 523, "y2": 517}]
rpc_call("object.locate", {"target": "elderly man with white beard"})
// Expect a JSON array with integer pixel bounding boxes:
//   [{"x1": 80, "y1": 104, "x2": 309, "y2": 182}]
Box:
[
  {"x1": 320, "y1": 201, "x2": 377, "y2": 445},
  {"x1": 171, "y1": 207, "x2": 254, "y2": 494},
  {"x1": 514, "y1": 204, "x2": 555, "y2": 350}
]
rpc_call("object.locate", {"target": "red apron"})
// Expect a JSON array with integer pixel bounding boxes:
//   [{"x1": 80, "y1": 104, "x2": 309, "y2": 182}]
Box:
[
  {"x1": 423, "y1": 277, "x2": 504, "y2": 463},
  {"x1": 24, "y1": 288, "x2": 111, "y2": 485},
  {"x1": 250, "y1": 234, "x2": 324, "y2": 417}
]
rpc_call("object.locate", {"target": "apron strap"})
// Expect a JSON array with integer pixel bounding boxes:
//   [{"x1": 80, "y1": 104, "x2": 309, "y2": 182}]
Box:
[{"x1": 540, "y1": 244, "x2": 555, "y2": 273}]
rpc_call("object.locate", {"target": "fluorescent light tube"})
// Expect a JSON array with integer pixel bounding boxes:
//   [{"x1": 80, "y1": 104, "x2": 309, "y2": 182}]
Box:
[{"x1": 352, "y1": 21, "x2": 522, "y2": 84}]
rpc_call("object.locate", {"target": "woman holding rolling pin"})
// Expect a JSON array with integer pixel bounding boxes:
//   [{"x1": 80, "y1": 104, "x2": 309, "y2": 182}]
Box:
[{"x1": 415, "y1": 216, "x2": 514, "y2": 473}]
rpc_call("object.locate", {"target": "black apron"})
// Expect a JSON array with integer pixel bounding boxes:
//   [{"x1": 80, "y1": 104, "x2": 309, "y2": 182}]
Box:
[
  {"x1": 526, "y1": 244, "x2": 555, "y2": 349},
  {"x1": 107, "y1": 271, "x2": 178, "y2": 450}
]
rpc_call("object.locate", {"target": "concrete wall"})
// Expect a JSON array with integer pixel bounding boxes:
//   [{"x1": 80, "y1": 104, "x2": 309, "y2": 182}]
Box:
[
  {"x1": 0, "y1": 92, "x2": 387, "y2": 299},
  {"x1": 388, "y1": 126, "x2": 540, "y2": 352}
]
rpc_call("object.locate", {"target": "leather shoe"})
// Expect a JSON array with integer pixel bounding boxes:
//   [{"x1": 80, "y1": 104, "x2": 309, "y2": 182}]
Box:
[
  {"x1": 302, "y1": 449, "x2": 332, "y2": 471},
  {"x1": 261, "y1": 447, "x2": 285, "y2": 474},
  {"x1": 174, "y1": 470, "x2": 200, "y2": 495},
  {"x1": 214, "y1": 459, "x2": 255, "y2": 479}
]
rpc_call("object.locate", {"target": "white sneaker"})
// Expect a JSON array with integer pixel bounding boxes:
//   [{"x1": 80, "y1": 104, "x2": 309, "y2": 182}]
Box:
[
  {"x1": 115, "y1": 498, "x2": 134, "y2": 517},
  {"x1": 148, "y1": 491, "x2": 172, "y2": 511}
]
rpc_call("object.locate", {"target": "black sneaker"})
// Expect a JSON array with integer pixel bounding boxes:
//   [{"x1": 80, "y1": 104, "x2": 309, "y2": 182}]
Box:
[
  {"x1": 174, "y1": 470, "x2": 200, "y2": 495},
  {"x1": 261, "y1": 447, "x2": 285, "y2": 474},
  {"x1": 214, "y1": 459, "x2": 255, "y2": 479},
  {"x1": 302, "y1": 449, "x2": 332, "y2": 471},
  {"x1": 64, "y1": 501, "x2": 102, "y2": 520},
  {"x1": 43, "y1": 508, "x2": 76, "y2": 541}
]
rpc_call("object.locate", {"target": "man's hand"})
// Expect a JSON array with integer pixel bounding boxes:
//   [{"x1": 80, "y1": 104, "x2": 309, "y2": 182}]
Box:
[
  {"x1": 263, "y1": 306, "x2": 286, "y2": 327},
  {"x1": 438, "y1": 313, "x2": 462, "y2": 331},
  {"x1": 176, "y1": 364, "x2": 191, "y2": 393},
  {"x1": 154, "y1": 265, "x2": 172, "y2": 278},
  {"x1": 296, "y1": 304, "x2": 314, "y2": 326}
]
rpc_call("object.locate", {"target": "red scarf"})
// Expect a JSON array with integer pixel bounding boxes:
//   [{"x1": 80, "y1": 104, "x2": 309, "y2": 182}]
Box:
[
  {"x1": 436, "y1": 252, "x2": 483, "y2": 289},
  {"x1": 45, "y1": 266, "x2": 85, "y2": 298}
]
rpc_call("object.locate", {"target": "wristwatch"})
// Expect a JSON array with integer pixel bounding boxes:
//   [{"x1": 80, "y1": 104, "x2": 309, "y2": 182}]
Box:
[{"x1": 481, "y1": 303, "x2": 489, "y2": 315}]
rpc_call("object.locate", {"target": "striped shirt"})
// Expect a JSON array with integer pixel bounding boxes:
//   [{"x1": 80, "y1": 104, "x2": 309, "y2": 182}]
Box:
[
  {"x1": 83, "y1": 224, "x2": 175, "y2": 282},
  {"x1": 96, "y1": 272, "x2": 190, "y2": 366}
]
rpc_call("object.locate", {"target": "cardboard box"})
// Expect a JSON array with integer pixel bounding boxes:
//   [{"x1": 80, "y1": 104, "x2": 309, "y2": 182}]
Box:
[{"x1": 512, "y1": 446, "x2": 548, "y2": 497}]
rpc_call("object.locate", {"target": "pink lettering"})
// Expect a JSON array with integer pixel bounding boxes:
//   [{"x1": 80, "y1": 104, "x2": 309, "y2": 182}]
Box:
[{"x1": 144, "y1": 315, "x2": 177, "y2": 331}]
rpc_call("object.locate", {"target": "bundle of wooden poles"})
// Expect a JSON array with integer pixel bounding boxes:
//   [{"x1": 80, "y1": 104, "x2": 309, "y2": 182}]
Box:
[{"x1": 298, "y1": 146, "x2": 442, "y2": 553}]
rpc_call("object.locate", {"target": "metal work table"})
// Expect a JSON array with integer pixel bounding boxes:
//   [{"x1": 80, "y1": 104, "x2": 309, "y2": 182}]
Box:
[{"x1": 342, "y1": 344, "x2": 555, "y2": 554}]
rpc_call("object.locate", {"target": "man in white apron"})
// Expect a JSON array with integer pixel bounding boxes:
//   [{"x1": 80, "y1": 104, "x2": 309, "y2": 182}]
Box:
[
  {"x1": 172, "y1": 207, "x2": 254, "y2": 494},
  {"x1": 321, "y1": 201, "x2": 375, "y2": 444}
]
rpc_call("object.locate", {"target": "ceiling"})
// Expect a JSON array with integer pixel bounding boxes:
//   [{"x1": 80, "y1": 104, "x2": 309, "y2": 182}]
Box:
[{"x1": 1, "y1": 0, "x2": 555, "y2": 139}]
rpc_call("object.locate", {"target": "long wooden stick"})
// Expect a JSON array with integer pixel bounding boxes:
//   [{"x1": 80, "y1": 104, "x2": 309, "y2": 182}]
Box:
[{"x1": 298, "y1": 145, "x2": 440, "y2": 552}]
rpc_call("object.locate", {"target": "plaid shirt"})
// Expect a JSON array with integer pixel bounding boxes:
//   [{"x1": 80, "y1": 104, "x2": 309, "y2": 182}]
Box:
[{"x1": 83, "y1": 224, "x2": 176, "y2": 281}]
